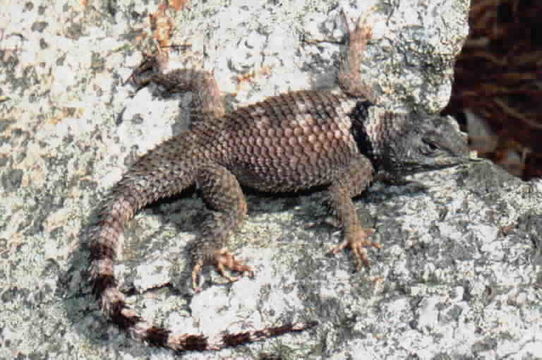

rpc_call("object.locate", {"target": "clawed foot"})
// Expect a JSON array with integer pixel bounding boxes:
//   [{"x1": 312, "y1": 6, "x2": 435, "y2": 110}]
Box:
[
  {"x1": 341, "y1": 7, "x2": 374, "y2": 45},
  {"x1": 329, "y1": 226, "x2": 380, "y2": 270},
  {"x1": 125, "y1": 52, "x2": 169, "y2": 88},
  {"x1": 191, "y1": 248, "x2": 254, "y2": 292}
]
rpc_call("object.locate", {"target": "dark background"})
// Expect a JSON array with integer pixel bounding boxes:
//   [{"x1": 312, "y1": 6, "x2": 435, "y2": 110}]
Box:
[{"x1": 444, "y1": 0, "x2": 542, "y2": 179}]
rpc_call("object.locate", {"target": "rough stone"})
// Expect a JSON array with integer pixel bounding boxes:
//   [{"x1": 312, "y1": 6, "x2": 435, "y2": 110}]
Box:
[{"x1": 3, "y1": 1, "x2": 540, "y2": 360}]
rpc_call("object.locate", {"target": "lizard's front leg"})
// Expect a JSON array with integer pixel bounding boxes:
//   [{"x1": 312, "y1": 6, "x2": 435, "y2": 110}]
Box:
[
  {"x1": 328, "y1": 153, "x2": 380, "y2": 270},
  {"x1": 192, "y1": 163, "x2": 252, "y2": 291},
  {"x1": 338, "y1": 10, "x2": 376, "y2": 102}
]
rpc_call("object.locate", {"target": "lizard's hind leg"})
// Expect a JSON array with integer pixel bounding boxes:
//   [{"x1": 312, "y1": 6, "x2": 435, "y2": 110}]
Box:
[
  {"x1": 191, "y1": 164, "x2": 253, "y2": 291},
  {"x1": 129, "y1": 54, "x2": 225, "y2": 124}
]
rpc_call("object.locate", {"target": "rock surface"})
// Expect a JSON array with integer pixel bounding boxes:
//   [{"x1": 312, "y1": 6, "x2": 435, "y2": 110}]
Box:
[{"x1": 2, "y1": 0, "x2": 541, "y2": 359}]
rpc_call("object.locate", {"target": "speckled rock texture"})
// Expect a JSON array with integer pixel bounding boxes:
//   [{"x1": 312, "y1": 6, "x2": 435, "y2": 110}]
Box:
[{"x1": 2, "y1": 0, "x2": 541, "y2": 359}]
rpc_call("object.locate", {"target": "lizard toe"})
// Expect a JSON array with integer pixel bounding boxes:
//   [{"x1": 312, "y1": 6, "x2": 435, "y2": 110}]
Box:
[
  {"x1": 329, "y1": 227, "x2": 380, "y2": 270},
  {"x1": 191, "y1": 248, "x2": 253, "y2": 291},
  {"x1": 191, "y1": 260, "x2": 205, "y2": 293},
  {"x1": 214, "y1": 248, "x2": 254, "y2": 282}
]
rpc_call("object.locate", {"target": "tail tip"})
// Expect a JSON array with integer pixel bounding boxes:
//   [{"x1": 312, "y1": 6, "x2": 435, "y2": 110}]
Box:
[{"x1": 293, "y1": 320, "x2": 318, "y2": 331}]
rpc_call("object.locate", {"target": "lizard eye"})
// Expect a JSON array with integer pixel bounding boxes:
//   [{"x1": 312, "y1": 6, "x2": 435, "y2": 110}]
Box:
[{"x1": 421, "y1": 139, "x2": 439, "y2": 155}]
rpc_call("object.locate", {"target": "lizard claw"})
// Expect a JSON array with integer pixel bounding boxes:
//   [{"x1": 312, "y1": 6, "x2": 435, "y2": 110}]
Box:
[
  {"x1": 329, "y1": 227, "x2": 380, "y2": 270},
  {"x1": 191, "y1": 260, "x2": 205, "y2": 292},
  {"x1": 340, "y1": 5, "x2": 376, "y2": 39},
  {"x1": 125, "y1": 52, "x2": 169, "y2": 87},
  {"x1": 214, "y1": 248, "x2": 254, "y2": 282},
  {"x1": 191, "y1": 248, "x2": 254, "y2": 292},
  {"x1": 125, "y1": 52, "x2": 154, "y2": 86}
]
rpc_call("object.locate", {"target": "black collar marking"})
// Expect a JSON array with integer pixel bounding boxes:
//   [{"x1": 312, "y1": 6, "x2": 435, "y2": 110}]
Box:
[{"x1": 349, "y1": 100, "x2": 380, "y2": 168}]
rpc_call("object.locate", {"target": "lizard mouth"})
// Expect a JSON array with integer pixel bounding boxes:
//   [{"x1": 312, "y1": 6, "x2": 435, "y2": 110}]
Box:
[{"x1": 398, "y1": 155, "x2": 471, "y2": 174}]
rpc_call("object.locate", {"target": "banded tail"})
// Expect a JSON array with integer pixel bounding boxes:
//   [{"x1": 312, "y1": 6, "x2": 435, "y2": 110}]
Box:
[{"x1": 88, "y1": 132, "x2": 316, "y2": 352}]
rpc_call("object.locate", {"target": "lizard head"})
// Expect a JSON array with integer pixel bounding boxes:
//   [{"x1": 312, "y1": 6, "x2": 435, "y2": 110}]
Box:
[{"x1": 378, "y1": 113, "x2": 470, "y2": 174}]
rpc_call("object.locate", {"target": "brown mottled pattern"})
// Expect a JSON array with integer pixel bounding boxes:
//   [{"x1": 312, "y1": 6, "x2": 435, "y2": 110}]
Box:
[
  {"x1": 88, "y1": 11, "x2": 468, "y2": 353},
  {"x1": 221, "y1": 91, "x2": 358, "y2": 191},
  {"x1": 89, "y1": 84, "x2": 338, "y2": 352},
  {"x1": 89, "y1": 12, "x2": 379, "y2": 353}
]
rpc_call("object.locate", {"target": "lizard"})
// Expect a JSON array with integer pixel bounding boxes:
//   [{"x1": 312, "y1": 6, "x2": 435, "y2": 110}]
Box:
[{"x1": 88, "y1": 11, "x2": 469, "y2": 353}]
